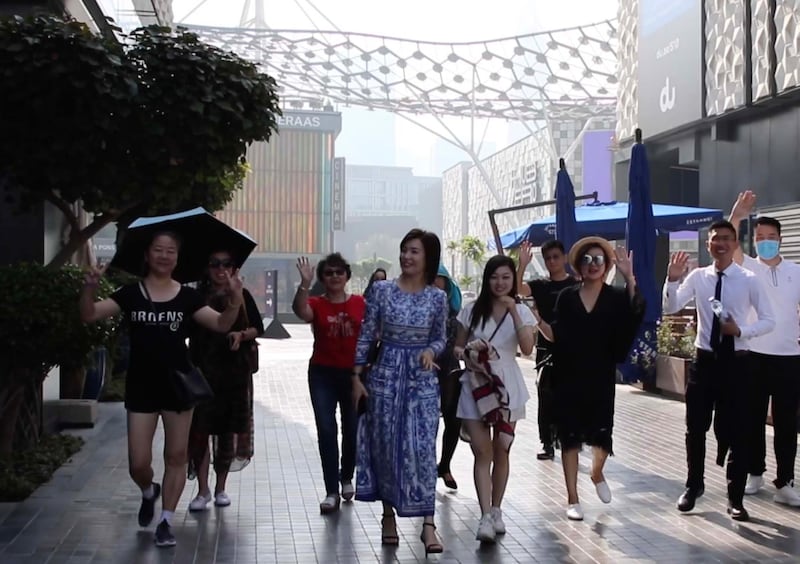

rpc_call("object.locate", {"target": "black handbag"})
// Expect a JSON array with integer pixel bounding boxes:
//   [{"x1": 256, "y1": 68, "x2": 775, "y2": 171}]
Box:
[
  {"x1": 240, "y1": 303, "x2": 260, "y2": 374},
  {"x1": 365, "y1": 338, "x2": 382, "y2": 366},
  {"x1": 140, "y1": 283, "x2": 214, "y2": 407}
]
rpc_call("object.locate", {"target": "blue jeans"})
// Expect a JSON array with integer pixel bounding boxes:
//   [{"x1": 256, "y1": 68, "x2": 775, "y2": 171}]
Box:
[{"x1": 308, "y1": 364, "x2": 357, "y2": 495}]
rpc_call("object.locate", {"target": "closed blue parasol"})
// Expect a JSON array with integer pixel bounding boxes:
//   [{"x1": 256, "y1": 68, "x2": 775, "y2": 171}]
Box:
[
  {"x1": 555, "y1": 158, "x2": 578, "y2": 260},
  {"x1": 626, "y1": 130, "x2": 660, "y2": 324},
  {"x1": 621, "y1": 128, "x2": 660, "y2": 383}
]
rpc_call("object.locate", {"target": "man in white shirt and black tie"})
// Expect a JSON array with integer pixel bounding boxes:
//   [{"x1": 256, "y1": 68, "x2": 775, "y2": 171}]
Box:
[
  {"x1": 729, "y1": 191, "x2": 800, "y2": 506},
  {"x1": 663, "y1": 219, "x2": 774, "y2": 521}
]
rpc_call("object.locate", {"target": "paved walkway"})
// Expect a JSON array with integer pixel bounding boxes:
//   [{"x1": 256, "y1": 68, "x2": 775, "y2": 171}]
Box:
[{"x1": 1, "y1": 326, "x2": 800, "y2": 563}]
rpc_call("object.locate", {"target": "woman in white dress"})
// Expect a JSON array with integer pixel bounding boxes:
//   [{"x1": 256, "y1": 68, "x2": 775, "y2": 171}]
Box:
[{"x1": 454, "y1": 255, "x2": 536, "y2": 543}]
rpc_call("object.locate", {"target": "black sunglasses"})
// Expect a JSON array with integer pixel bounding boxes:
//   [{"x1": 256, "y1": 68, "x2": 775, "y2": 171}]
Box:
[
  {"x1": 581, "y1": 254, "x2": 606, "y2": 267},
  {"x1": 209, "y1": 258, "x2": 235, "y2": 269},
  {"x1": 323, "y1": 268, "x2": 346, "y2": 277}
]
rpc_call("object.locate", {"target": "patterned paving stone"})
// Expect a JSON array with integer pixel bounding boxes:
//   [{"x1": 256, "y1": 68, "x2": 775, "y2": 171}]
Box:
[{"x1": 1, "y1": 325, "x2": 799, "y2": 563}]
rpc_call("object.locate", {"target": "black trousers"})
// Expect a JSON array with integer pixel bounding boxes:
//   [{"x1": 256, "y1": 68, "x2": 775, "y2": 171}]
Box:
[
  {"x1": 537, "y1": 349, "x2": 556, "y2": 449},
  {"x1": 437, "y1": 352, "x2": 461, "y2": 473},
  {"x1": 747, "y1": 352, "x2": 800, "y2": 488},
  {"x1": 685, "y1": 349, "x2": 750, "y2": 505}
]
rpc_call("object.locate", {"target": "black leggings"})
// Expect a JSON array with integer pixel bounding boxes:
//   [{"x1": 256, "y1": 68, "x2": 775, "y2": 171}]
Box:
[{"x1": 437, "y1": 361, "x2": 461, "y2": 473}]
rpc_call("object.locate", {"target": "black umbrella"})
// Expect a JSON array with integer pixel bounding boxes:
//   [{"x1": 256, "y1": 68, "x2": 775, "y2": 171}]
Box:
[{"x1": 109, "y1": 207, "x2": 257, "y2": 283}]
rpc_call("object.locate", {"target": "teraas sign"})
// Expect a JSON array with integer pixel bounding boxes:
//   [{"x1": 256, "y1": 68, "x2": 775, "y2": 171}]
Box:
[{"x1": 277, "y1": 114, "x2": 321, "y2": 128}]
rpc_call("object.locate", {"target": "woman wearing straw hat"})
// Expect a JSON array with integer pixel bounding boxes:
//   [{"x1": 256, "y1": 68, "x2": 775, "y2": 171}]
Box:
[{"x1": 535, "y1": 236, "x2": 644, "y2": 521}]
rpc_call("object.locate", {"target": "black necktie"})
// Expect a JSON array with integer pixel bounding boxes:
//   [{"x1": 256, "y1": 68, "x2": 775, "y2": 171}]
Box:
[{"x1": 709, "y1": 271, "x2": 723, "y2": 351}]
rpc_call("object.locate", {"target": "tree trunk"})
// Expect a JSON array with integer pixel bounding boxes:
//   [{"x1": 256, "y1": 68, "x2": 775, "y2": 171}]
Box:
[
  {"x1": 0, "y1": 383, "x2": 25, "y2": 457},
  {"x1": 46, "y1": 219, "x2": 112, "y2": 269}
]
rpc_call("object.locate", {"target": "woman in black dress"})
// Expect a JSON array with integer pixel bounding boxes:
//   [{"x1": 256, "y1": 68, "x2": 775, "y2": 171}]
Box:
[
  {"x1": 186, "y1": 249, "x2": 264, "y2": 512},
  {"x1": 536, "y1": 237, "x2": 644, "y2": 521}
]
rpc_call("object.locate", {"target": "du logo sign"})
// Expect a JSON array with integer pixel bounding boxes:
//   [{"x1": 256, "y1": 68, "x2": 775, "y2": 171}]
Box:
[{"x1": 659, "y1": 76, "x2": 676, "y2": 113}]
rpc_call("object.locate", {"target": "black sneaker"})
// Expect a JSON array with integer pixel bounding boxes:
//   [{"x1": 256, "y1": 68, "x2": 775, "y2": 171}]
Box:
[
  {"x1": 154, "y1": 519, "x2": 176, "y2": 548},
  {"x1": 138, "y1": 483, "x2": 161, "y2": 527}
]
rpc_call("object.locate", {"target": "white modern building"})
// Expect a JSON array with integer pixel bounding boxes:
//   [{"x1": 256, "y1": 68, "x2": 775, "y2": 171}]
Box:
[{"x1": 443, "y1": 116, "x2": 616, "y2": 279}]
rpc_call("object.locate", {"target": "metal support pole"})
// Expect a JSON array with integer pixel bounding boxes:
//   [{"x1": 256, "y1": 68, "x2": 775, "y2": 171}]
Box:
[{"x1": 488, "y1": 191, "x2": 599, "y2": 255}]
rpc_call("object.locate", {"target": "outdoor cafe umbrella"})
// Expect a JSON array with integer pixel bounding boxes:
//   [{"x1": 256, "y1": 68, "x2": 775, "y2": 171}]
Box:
[
  {"x1": 626, "y1": 129, "x2": 660, "y2": 325},
  {"x1": 621, "y1": 128, "x2": 660, "y2": 383},
  {"x1": 555, "y1": 158, "x2": 579, "y2": 262},
  {"x1": 109, "y1": 207, "x2": 257, "y2": 283}
]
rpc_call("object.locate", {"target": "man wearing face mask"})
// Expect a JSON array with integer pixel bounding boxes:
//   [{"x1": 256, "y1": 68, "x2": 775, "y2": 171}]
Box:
[{"x1": 729, "y1": 191, "x2": 800, "y2": 507}]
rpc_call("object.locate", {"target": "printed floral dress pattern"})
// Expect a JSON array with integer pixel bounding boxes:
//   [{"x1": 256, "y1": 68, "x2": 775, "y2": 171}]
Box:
[{"x1": 354, "y1": 280, "x2": 447, "y2": 517}]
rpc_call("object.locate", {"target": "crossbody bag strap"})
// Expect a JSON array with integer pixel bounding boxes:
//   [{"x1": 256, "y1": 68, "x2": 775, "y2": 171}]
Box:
[
  {"x1": 487, "y1": 310, "x2": 509, "y2": 343},
  {"x1": 140, "y1": 281, "x2": 176, "y2": 367}
]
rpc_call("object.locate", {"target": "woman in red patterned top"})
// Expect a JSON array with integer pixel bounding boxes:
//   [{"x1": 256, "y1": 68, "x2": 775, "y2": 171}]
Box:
[{"x1": 292, "y1": 253, "x2": 366, "y2": 514}]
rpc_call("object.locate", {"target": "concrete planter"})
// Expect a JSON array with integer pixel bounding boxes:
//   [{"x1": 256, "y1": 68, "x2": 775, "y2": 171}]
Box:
[{"x1": 655, "y1": 354, "x2": 692, "y2": 398}]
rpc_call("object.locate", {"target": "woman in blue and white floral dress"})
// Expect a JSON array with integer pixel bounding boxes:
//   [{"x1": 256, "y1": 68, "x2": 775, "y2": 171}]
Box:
[{"x1": 352, "y1": 228, "x2": 448, "y2": 555}]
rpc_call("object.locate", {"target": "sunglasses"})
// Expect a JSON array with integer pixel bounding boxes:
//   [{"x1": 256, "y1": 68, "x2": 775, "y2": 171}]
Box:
[
  {"x1": 323, "y1": 268, "x2": 346, "y2": 277},
  {"x1": 581, "y1": 255, "x2": 606, "y2": 267},
  {"x1": 208, "y1": 258, "x2": 235, "y2": 269}
]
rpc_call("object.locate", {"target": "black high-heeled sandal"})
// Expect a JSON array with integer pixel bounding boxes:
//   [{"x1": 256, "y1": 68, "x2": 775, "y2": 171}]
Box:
[
  {"x1": 437, "y1": 465, "x2": 458, "y2": 490},
  {"x1": 381, "y1": 513, "x2": 399, "y2": 546},
  {"x1": 420, "y1": 522, "x2": 443, "y2": 555}
]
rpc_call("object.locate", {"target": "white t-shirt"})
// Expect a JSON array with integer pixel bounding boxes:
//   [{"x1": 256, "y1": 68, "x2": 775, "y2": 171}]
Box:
[{"x1": 742, "y1": 255, "x2": 800, "y2": 356}]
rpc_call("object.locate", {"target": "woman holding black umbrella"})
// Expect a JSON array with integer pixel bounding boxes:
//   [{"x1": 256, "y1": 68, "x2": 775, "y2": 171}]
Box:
[{"x1": 80, "y1": 231, "x2": 244, "y2": 549}]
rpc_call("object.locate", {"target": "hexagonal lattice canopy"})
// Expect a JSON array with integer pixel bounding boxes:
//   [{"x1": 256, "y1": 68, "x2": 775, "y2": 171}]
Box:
[{"x1": 187, "y1": 19, "x2": 618, "y2": 121}]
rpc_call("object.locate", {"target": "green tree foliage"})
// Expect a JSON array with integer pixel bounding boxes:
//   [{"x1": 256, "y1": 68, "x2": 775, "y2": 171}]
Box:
[
  {"x1": 0, "y1": 264, "x2": 119, "y2": 453},
  {"x1": 0, "y1": 15, "x2": 281, "y2": 267}
]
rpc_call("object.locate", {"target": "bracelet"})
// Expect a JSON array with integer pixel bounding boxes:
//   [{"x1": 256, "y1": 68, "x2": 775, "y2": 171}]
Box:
[
  {"x1": 515, "y1": 324, "x2": 527, "y2": 332},
  {"x1": 298, "y1": 285, "x2": 309, "y2": 291}
]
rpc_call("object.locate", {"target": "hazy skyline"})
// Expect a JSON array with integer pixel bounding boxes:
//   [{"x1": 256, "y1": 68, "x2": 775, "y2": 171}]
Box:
[{"x1": 170, "y1": 0, "x2": 619, "y2": 175}]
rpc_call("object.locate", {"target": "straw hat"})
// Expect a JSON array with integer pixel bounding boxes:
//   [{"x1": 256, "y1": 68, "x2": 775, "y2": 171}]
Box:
[{"x1": 568, "y1": 236, "x2": 616, "y2": 273}]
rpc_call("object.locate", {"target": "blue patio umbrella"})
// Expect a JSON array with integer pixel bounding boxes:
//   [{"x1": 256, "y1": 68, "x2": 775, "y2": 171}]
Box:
[
  {"x1": 555, "y1": 158, "x2": 578, "y2": 260},
  {"x1": 621, "y1": 128, "x2": 660, "y2": 383},
  {"x1": 493, "y1": 202, "x2": 723, "y2": 249}
]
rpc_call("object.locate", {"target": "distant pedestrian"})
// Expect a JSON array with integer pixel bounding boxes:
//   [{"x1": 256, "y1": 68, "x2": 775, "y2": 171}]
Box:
[
  {"x1": 364, "y1": 268, "x2": 387, "y2": 299},
  {"x1": 293, "y1": 253, "x2": 365, "y2": 514}
]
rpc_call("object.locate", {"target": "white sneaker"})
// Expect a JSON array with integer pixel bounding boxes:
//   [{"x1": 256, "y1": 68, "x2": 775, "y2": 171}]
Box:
[
  {"x1": 594, "y1": 480, "x2": 612, "y2": 504},
  {"x1": 188, "y1": 493, "x2": 211, "y2": 512},
  {"x1": 745, "y1": 475, "x2": 764, "y2": 495},
  {"x1": 490, "y1": 507, "x2": 505, "y2": 534},
  {"x1": 566, "y1": 503, "x2": 584, "y2": 521},
  {"x1": 341, "y1": 481, "x2": 355, "y2": 501},
  {"x1": 476, "y1": 513, "x2": 496, "y2": 543},
  {"x1": 214, "y1": 492, "x2": 231, "y2": 507},
  {"x1": 774, "y1": 483, "x2": 800, "y2": 507}
]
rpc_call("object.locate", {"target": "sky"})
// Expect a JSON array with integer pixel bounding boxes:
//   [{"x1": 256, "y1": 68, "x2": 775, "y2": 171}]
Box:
[{"x1": 166, "y1": 0, "x2": 619, "y2": 175}]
